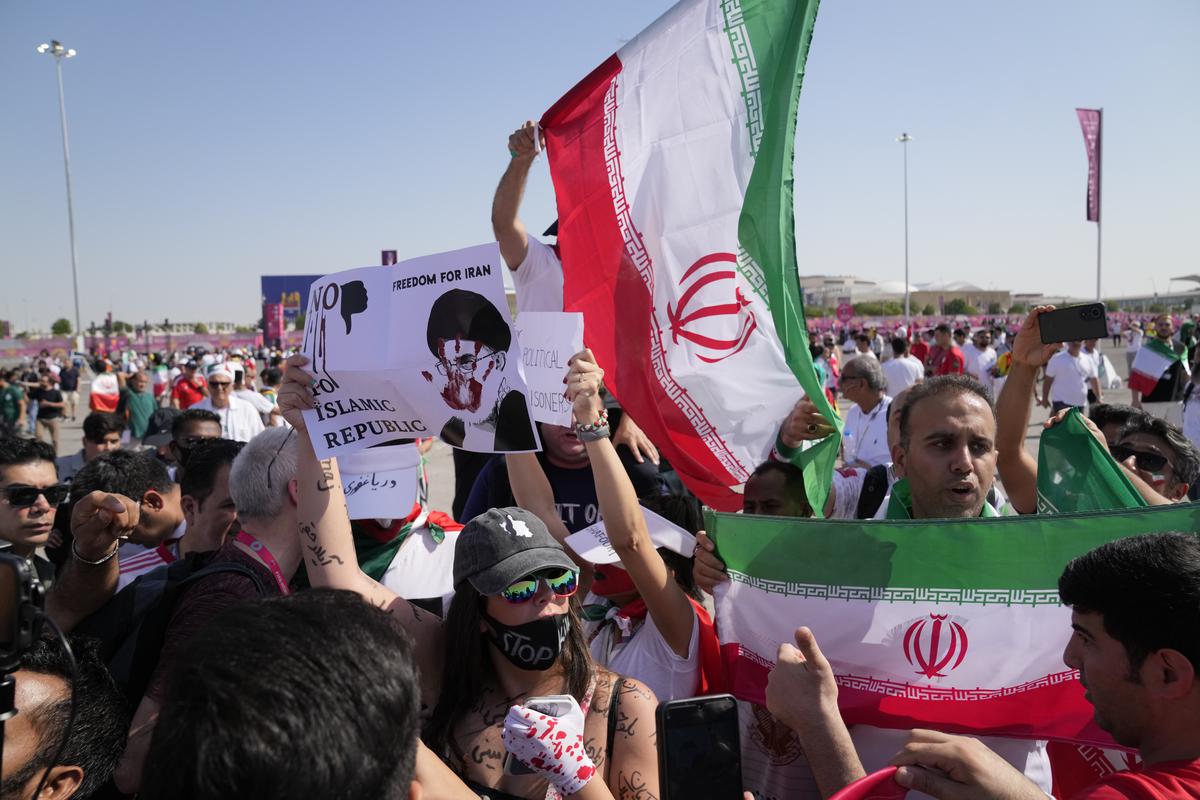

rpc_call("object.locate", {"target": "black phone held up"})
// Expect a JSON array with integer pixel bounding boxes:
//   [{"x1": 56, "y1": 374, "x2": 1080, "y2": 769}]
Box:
[
  {"x1": 656, "y1": 693, "x2": 742, "y2": 800},
  {"x1": 1038, "y1": 303, "x2": 1109, "y2": 345}
]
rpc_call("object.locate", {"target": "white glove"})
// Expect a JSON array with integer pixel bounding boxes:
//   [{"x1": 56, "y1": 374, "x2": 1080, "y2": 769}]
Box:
[{"x1": 502, "y1": 697, "x2": 597, "y2": 795}]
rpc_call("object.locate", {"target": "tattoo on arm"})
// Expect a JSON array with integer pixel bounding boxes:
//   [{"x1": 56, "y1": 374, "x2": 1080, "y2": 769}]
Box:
[
  {"x1": 299, "y1": 522, "x2": 317, "y2": 543},
  {"x1": 306, "y1": 543, "x2": 344, "y2": 566},
  {"x1": 317, "y1": 458, "x2": 336, "y2": 491},
  {"x1": 618, "y1": 771, "x2": 658, "y2": 800},
  {"x1": 615, "y1": 709, "x2": 639, "y2": 738}
]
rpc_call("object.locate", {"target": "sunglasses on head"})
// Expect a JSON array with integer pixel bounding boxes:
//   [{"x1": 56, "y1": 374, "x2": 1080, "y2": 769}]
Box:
[
  {"x1": 499, "y1": 568, "x2": 579, "y2": 604},
  {"x1": 3, "y1": 484, "x2": 70, "y2": 508},
  {"x1": 1109, "y1": 445, "x2": 1170, "y2": 474}
]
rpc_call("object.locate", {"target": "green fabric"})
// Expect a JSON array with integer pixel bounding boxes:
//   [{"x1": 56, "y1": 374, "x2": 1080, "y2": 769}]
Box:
[
  {"x1": 705, "y1": 503, "x2": 1200, "y2": 590},
  {"x1": 0, "y1": 386, "x2": 23, "y2": 424},
  {"x1": 1143, "y1": 336, "x2": 1185, "y2": 363},
  {"x1": 1037, "y1": 408, "x2": 1147, "y2": 513},
  {"x1": 120, "y1": 389, "x2": 157, "y2": 438},
  {"x1": 728, "y1": 0, "x2": 840, "y2": 516},
  {"x1": 351, "y1": 517, "x2": 446, "y2": 581},
  {"x1": 883, "y1": 478, "x2": 998, "y2": 520}
]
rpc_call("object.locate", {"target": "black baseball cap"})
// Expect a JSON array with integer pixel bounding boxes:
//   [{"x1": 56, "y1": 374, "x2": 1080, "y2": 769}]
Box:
[
  {"x1": 143, "y1": 407, "x2": 182, "y2": 446},
  {"x1": 453, "y1": 507, "x2": 577, "y2": 595}
]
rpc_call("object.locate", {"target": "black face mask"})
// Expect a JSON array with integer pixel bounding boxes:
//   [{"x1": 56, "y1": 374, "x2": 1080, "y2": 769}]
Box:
[{"x1": 482, "y1": 612, "x2": 569, "y2": 671}]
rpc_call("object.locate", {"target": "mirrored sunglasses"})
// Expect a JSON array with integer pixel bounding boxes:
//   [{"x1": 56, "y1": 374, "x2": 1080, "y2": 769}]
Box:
[{"x1": 499, "y1": 568, "x2": 579, "y2": 604}]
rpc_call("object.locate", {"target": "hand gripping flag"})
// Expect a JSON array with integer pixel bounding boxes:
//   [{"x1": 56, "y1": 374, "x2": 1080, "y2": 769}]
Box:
[
  {"x1": 1036, "y1": 408, "x2": 1147, "y2": 513},
  {"x1": 540, "y1": 0, "x2": 841, "y2": 513}
]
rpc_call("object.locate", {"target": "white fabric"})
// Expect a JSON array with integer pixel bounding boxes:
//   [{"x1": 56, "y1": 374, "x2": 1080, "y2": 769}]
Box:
[
  {"x1": 851, "y1": 727, "x2": 1052, "y2": 800},
  {"x1": 1141, "y1": 400, "x2": 1183, "y2": 427},
  {"x1": 116, "y1": 521, "x2": 186, "y2": 591},
  {"x1": 378, "y1": 522, "x2": 459, "y2": 613},
  {"x1": 1184, "y1": 387, "x2": 1200, "y2": 451},
  {"x1": 965, "y1": 346, "x2": 998, "y2": 390},
  {"x1": 1045, "y1": 350, "x2": 1097, "y2": 408},
  {"x1": 881, "y1": 355, "x2": 924, "y2": 395},
  {"x1": 192, "y1": 395, "x2": 265, "y2": 443},
  {"x1": 829, "y1": 468, "x2": 866, "y2": 520},
  {"x1": 841, "y1": 396, "x2": 892, "y2": 468},
  {"x1": 512, "y1": 238, "x2": 565, "y2": 313},
  {"x1": 585, "y1": 591, "x2": 700, "y2": 703},
  {"x1": 1126, "y1": 329, "x2": 1143, "y2": 353}
]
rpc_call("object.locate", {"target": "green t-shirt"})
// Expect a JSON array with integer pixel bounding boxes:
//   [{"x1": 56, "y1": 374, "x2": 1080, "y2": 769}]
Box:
[
  {"x1": 118, "y1": 389, "x2": 157, "y2": 438},
  {"x1": 0, "y1": 385, "x2": 24, "y2": 424}
]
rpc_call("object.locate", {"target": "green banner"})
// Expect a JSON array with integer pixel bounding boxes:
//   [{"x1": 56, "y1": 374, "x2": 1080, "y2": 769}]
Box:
[
  {"x1": 706, "y1": 503, "x2": 1200, "y2": 591},
  {"x1": 1037, "y1": 409, "x2": 1146, "y2": 513}
]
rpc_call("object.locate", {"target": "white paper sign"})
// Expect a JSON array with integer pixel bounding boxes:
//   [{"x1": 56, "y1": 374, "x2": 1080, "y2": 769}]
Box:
[
  {"x1": 300, "y1": 243, "x2": 541, "y2": 459},
  {"x1": 512, "y1": 311, "x2": 585, "y2": 427},
  {"x1": 564, "y1": 508, "x2": 697, "y2": 566},
  {"x1": 337, "y1": 444, "x2": 420, "y2": 520}
]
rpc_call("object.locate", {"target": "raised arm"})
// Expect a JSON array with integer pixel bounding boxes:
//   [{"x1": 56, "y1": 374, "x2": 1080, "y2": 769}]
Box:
[
  {"x1": 491, "y1": 121, "x2": 543, "y2": 269},
  {"x1": 46, "y1": 491, "x2": 140, "y2": 632},
  {"x1": 277, "y1": 356, "x2": 444, "y2": 685},
  {"x1": 567, "y1": 350, "x2": 696, "y2": 658},
  {"x1": 995, "y1": 307, "x2": 1060, "y2": 515}
]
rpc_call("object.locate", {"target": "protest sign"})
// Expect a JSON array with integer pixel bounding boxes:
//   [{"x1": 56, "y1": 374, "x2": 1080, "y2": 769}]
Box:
[
  {"x1": 300, "y1": 243, "x2": 540, "y2": 459},
  {"x1": 512, "y1": 311, "x2": 584, "y2": 427},
  {"x1": 337, "y1": 443, "x2": 420, "y2": 520},
  {"x1": 564, "y1": 507, "x2": 697, "y2": 565}
]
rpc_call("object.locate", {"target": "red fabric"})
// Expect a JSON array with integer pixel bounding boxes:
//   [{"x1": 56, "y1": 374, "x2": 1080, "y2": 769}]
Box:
[
  {"x1": 910, "y1": 341, "x2": 929, "y2": 362},
  {"x1": 540, "y1": 55, "x2": 742, "y2": 512},
  {"x1": 829, "y1": 767, "x2": 907, "y2": 800},
  {"x1": 171, "y1": 376, "x2": 207, "y2": 409},
  {"x1": 616, "y1": 596, "x2": 728, "y2": 696},
  {"x1": 930, "y1": 345, "x2": 966, "y2": 376},
  {"x1": 1071, "y1": 758, "x2": 1200, "y2": 799},
  {"x1": 722, "y1": 643, "x2": 1112, "y2": 746},
  {"x1": 1048, "y1": 743, "x2": 1139, "y2": 800},
  {"x1": 356, "y1": 502, "x2": 464, "y2": 544}
]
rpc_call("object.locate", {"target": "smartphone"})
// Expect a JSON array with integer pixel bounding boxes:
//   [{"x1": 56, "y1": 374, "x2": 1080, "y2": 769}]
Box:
[
  {"x1": 503, "y1": 695, "x2": 578, "y2": 775},
  {"x1": 1039, "y1": 303, "x2": 1108, "y2": 344},
  {"x1": 656, "y1": 694, "x2": 742, "y2": 800}
]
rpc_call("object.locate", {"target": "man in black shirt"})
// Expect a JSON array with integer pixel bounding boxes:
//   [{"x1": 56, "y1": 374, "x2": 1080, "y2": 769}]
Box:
[
  {"x1": 59, "y1": 360, "x2": 81, "y2": 420},
  {"x1": 31, "y1": 374, "x2": 66, "y2": 453},
  {"x1": 0, "y1": 437, "x2": 64, "y2": 586}
]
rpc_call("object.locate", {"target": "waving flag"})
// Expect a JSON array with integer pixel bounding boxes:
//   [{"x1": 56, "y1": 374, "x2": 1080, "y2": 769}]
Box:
[
  {"x1": 540, "y1": 0, "x2": 839, "y2": 512},
  {"x1": 710, "y1": 503, "x2": 1200, "y2": 744},
  {"x1": 1127, "y1": 337, "x2": 1184, "y2": 396},
  {"x1": 1037, "y1": 409, "x2": 1146, "y2": 513}
]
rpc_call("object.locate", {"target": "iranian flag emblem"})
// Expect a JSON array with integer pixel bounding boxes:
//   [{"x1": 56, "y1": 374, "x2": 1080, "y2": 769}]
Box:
[
  {"x1": 1127, "y1": 337, "x2": 1184, "y2": 396},
  {"x1": 541, "y1": 0, "x2": 839, "y2": 512}
]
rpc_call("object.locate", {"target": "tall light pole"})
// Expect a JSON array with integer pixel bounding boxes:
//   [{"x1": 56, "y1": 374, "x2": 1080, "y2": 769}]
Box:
[
  {"x1": 36, "y1": 40, "x2": 83, "y2": 340},
  {"x1": 897, "y1": 132, "x2": 913, "y2": 327}
]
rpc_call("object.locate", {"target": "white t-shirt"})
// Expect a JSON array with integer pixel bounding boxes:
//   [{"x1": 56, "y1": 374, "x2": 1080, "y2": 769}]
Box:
[
  {"x1": 192, "y1": 395, "x2": 265, "y2": 443},
  {"x1": 1126, "y1": 329, "x2": 1143, "y2": 353},
  {"x1": 378, "y1": 517, "x2": 460, "y2": 613},
  {"x1": 1045, "y1": 350, "x2": 1097, "y2": 408},
  {"x1": 116, "y1": 521, "x2": 186, "y2": 590},
  {"x1": 513, "y1": 238, "x2": 566, "y2": 313},
  {"x1": 881, "y1": 355, "x2": 923, "y2": 395},
  {"x1": 1184, "y1": 385, "x2": 1200, "y2": 451},
  {"x1": 842, "y1": 396, "x2": 892, "y2": 468},
  {"x1": 585, "y1": 592, "x2": 700, "y2": 703},
  {"x1": 966, "y1": 346, "x2": 998, "y2": 389}
]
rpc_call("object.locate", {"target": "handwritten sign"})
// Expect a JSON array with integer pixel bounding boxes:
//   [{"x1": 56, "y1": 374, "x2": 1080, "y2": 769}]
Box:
[
  {"x1": 512, "y1": 311, "x2": 585, "y2": 427},
  {"x1": 300, "y1": 243, "x2": 540, "y2": 460},
  {"x1": 564, "y1": 508, "x2": 697, "y2": 566},
  {"x1": 337, "y1": 443, "x2": 420, "y2": 520}
]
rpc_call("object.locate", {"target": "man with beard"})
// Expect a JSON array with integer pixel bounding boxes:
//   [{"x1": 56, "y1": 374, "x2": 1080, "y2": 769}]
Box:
[{"x1": 422, "y1": 288, "x2": 537, "y2": 452}]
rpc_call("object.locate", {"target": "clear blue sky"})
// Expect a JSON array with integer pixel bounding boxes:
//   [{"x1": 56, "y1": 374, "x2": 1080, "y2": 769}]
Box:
[{"x1": 3, "y1": 0, "x2": 1198, "y2": 331}]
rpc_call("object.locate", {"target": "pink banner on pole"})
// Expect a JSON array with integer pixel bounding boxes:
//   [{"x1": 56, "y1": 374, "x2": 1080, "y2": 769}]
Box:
[{"x1": 1075, "y1": 108, "x2": 1102, "y2": 222}]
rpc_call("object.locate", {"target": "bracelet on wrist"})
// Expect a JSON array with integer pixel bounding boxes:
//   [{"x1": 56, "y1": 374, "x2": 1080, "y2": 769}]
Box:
[
  {"x1": 72, "y1": 539, "x2": 119, "y2": 566},
  {"x1": 574, "y1": 408, "x2": 609, "y2": 434}
]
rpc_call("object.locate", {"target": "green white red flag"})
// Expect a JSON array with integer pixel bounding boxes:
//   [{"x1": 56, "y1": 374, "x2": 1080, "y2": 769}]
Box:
[
  {"x1": 1127, "y1": 337, "x2": 1184, "y2": 396},
  {"x1": 540, "y1": 0, "x2": 840, "y2": 513},
  {"x1": 709, "y1": 503, "x2": 1200, "y2": 744}
]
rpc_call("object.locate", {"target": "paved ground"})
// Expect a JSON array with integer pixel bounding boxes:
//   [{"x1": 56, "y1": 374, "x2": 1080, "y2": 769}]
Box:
[{"x1": 40, "y1": 351, "x2": 1132, "y2": 513}]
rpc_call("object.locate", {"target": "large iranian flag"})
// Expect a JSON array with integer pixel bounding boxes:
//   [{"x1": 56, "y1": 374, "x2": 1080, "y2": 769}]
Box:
[
  {"x1": 540, "y1": 0, "x2": 840, "y2": 513},
  {"x1": 710, "y1": 503, "x2": 1200, "y2": 743},
  {"x1": 1127, "y1": 337, "x2": 1184, "y2": 395}
]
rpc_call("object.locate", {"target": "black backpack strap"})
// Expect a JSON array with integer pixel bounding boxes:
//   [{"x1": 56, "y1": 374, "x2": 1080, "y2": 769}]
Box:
[
  {"x1": 607, "y1": 675, "x2": 626, "y2": 763},
  {"x1": 855, "y1": 464, "x2": 891, "y2": 519},
  {"x1": 179, "y1": 560, "x2": 269, "y2": 595}
]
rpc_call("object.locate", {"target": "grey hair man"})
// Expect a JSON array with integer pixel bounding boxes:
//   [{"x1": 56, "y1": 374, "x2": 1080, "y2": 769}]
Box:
[
  {"x1": 839, "y1": 356, "x2": 892, "y2": 468},
  {"x1": 115, "y1": 427, "x2": 303, "y2": 794}
]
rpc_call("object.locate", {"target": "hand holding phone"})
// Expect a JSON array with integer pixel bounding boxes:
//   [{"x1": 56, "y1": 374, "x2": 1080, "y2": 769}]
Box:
[
  {"x1": 1037, "y1": 302, "x2": 1108, "y2": 344},
  {"x1": 501, "y1": 695, "x2": 596, "y2": 794}
]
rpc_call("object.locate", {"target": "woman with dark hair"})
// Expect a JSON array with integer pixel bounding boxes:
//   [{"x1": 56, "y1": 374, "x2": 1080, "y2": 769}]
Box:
[
  {"x1": 507, "y1": 350, "x2": 724, "y2": 703},
  {"x1": 277, "y1": 354, "x2": 659, "y2": 800}
]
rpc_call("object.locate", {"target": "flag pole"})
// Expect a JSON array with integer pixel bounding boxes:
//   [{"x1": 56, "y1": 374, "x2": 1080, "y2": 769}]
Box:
[{"x1": 1095, "y1": 108, "x2": 1103, "y2": 301}]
